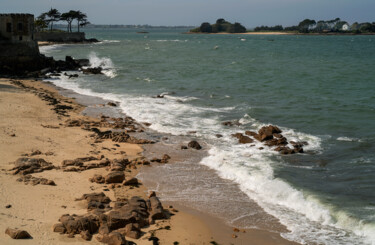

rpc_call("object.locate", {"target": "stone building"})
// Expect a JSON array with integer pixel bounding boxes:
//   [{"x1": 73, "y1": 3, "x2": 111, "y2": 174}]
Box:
[
  {"x1": 0, "y1": 14, "x2": 49, "y2": 75},
  {"x1": 0, "y1": 14, "x2": 35, "y2": 42}
]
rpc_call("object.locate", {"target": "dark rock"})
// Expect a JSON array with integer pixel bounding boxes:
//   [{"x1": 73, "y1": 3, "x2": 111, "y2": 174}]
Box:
[
  {"x1": 80, "y1": 230, "x2": 92, "y2": 241},
  {"x1": 5, "y1": 205, "x2": 11, "y2": 208},
  {"x1": 99, "y1": 232, "x2": 127, "y2": 245},
  {"x1": 222, "y1": 121, "x2": 241, "y2": 127},
  {"x1": 238, "y1": 135, "x2": 254, "y2": 144},
  {"x1": 123, "y1": 178, "x2": 139, "y2": 186},
  {"x1": 82, "y1": 67, "x2": 103, "y2": 75},
  {"x1": 17, "y1": 175, "x2": 56, "y2": 186},
  {"x1": 105, "y1": 171, "x2": 125, "y2": 184},
  {"x1": 120, "y1": 223, "x2": 141, "y2": 239},
  {"x1": 148, "y1": 196, "x2": 166, "y2": 221},
  {"x1": 5, "y1": 228, "x2": 32, "y2": 239},
  {"x1": 215, "y1": 134, "x2": 223, "y2": 138},
  {"x1": 107, "y1": 102, "x2": 117, "y2": 107},
  {"x1": 181, "y1": 146, "x2": 188, "y2": 150},
  {"x1": 188, "y1": 141, "x2": 202, "y2": 150}
]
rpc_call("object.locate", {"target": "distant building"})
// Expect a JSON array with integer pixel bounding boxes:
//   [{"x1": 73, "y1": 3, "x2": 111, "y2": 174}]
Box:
[
  {"x1": 0, "y1": 13, "x2": 35, "y2": 42},
  {"x1": 342, "y1": 24, "x2": 350, "y2": 31}
]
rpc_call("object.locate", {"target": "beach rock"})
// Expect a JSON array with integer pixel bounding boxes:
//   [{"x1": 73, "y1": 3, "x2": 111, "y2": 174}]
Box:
[
  {"x1": 90, "y1": 174, "x2": 105, "y2": 184},
  {"x1": 75, "y1": 59, "x2": 90, "y2": 67},
  {"x1": 215, "y1": 134, "x2": 223, "y2": 138},
  {"x1": 107, "y1": 102, "x2": 117, "y2": 107},
  {"x1": 161, "y1": 154, "x2": 171, "y2": 163},
  {"x1": 59, "y1": 214, "x2": 100, "y2": 235},
  {"x1": 98, "y1": 232, "x2": 127, "y2": 245},
  {"x1": 123, "y1": 178, "x2": 139, "y2": 186},
  {"x1": 245, "y1": 131, "x2": 257, "y2": 137},
  {"x1": 53, "y1": 223, "x2": 66, "y2": 233},
  {"x1": 5, "y1": 228, "x2": 32, "y2": 239},
  {"x1": 80, "y1": 230, "x2": 92, "y2": 241},
  {"x1": 257, "y1": 125, "x2": 282, "y2": 142},
  {"x1": 105, "y1": 171, "x2": 125, "y2": 184},
  {"x1": 264, "y1": 137, "x2": 288, "y2": 147},
  {"x1": 11, "y1": 157, "x2": 54, "y2": 175},
  {"x1": 222, "y1": 121, "x2": 241, "y2": 127},
  {"x1": 232, "y1": 133, "x2": 254, "y2": 144},
  {"x1": 121, "y1": 223, "x2": 141, "y2": 239},
  {"x1": 148, "y1": 196, "x2": 166, "y2": 221},
  {"x1": 82, "y1": 67, "x2": 103, "y2": 75},
  {"x1": 181, "y1": 145, "x2": 188, "y2": 150},
  {"x1": 17, "y1": 175, "x2": 56, "y2": 186},
  {"x1": 188, "y1": 140, "x2": 202, "y2": 150}
]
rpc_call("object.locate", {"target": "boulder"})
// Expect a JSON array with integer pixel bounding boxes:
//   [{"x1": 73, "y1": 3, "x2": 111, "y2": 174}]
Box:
[
  {"x1": 11, "y1": 158, "x2": 54, "y2": 175},
  {"x1": 99, "y1": 232, "x2": 127, "y2": 245},
  {"x1": 188, "y1": 141, "x2": 202, "y2": 150},
  {"x1": 118, "y1": 223, "x2": 141, "y2": 239},
  {"x1": 52, "y1": 223, "x2": 66, "y2": 233},
  {"x1": 105, "y1": 171, "x2": 125, "y2": 184},
  {"x1": 5, "y1": 228, "x2": 32, "y2": 239},
  {"x1": 123, "y1": 178, "x2": 139, "y2": 186},
  {"x1": 59, "y1": 214, "x2": 100, "y2": 235},
  {"x1": 238, "y1": 135, "x2": 253, "y2": 144},
  {"x1": 148, "y1": 196, "x2": 165, "y2": 221},
  {"x1": 82, "y1": 67, "x2": 103, "y2": 75}
]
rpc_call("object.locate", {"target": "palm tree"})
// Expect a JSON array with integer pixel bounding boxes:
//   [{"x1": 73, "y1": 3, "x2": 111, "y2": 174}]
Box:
[{"x1": 45, "y1": 8, "x2": 61, "y2": 31}]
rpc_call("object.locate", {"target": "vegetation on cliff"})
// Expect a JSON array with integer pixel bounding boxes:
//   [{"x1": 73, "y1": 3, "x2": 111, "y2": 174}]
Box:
[{"x1": 190, "y1": 19, "x2": 247, "y2": 33}]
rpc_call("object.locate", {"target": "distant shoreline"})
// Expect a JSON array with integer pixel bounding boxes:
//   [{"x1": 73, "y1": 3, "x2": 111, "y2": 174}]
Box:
[{"x1": 185, "y1": 31, "x2": 375, "y2": 36}]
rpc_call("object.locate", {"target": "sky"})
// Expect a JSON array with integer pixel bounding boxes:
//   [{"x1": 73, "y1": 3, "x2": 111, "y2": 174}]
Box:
[{"x1": 1, "y1": 0, "x2": 374, "y2": 28}]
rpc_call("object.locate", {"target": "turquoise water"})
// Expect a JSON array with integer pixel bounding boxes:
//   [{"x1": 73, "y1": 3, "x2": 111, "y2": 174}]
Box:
[{"x1": 41, "y1": 28, "x2": 375, "y2": 244}]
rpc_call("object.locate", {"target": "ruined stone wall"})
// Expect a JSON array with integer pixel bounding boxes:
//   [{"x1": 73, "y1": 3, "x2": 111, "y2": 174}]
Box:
[{"x1": 34, "y1": 32, "x2": 85, "y2": 42}]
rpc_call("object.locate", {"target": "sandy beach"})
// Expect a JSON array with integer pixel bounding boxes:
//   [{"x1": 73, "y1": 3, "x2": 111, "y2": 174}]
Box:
[{"x1": 0, "y1": 78, "x2": 298, "y2": 244}]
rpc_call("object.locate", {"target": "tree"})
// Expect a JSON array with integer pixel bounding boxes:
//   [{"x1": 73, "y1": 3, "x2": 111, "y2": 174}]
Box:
[
  {"x1": 74, "y1": 11, "x2": 88, "y2": 32},
  {"x1": 60, "y1": 11, "x2": 76, "y2": 32},
  {"x1": 34, "y1": 13, "x2": 48, "y2": 32},
  {"x1": 298, "y1": 19, "x2": 316, "y2": 33},
  {"x1": 200, "y1": 22, "x2": 212, "y2": 33},
  {"x1": 229, "y1": 22, "x2": 246, "y2": 33},
  {"x1": 44, "y1": 8, "x2": 61, "y2": 31}
]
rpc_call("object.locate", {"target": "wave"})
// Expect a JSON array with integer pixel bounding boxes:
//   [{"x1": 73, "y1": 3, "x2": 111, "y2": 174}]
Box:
[
  {"x1": 87, "y1": 52, "x2": 117, "y2": 78},
  {"x1": 337, "y1": 136, "x2": 361, "y2": 142}
]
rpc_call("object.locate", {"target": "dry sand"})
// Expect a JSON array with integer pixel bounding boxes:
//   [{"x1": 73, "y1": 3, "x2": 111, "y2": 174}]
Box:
[{"x1": 0, "y1": 78, "x2": 298, "y2": 244}]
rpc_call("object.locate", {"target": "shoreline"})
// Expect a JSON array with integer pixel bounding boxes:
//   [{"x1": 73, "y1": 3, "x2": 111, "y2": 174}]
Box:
[{"x1": 0, "y1": 77, "x2": 299, "y2": 244}]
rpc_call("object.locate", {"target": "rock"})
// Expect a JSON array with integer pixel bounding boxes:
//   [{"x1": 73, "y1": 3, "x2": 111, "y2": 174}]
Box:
[
  {"x1": 215, "y1": 134, "x2": 223, "y2": 138},
  {"x1": 52, "y1": 223, "x2": 66, "y2": 233},
  {"x1": 123, "y1": 178, "x2": 139, "y2": 186},
  {"x1": 160, "y1": 154, "x2": 171, "y2": 163},
  {"x1": 181, "y1": 146, "x2": 188, "y2": 150},
  {"x1": 30, "y1": 150, "x2": 42, "y2": 156},
  {"x1": 148, "y1": 196, "x2": 166, "y2": 221},
  {"x1": 257, "y1": 125, "x2": 282, "y2": 142},
  {"x1": 238, "y1": 135, "x2": 253, "y2": 144},
  {"x1": 107, "y1": 102, "x2": 117, "y2": 107},
  {"x1": 5, "y1": 205, "x2": 11, "y2": 208},
  {"x1": 17, "y1": 175, "x2": 56, "y2": 186},
  {"x1": 5, "y1": 228, "x2": 32, "y2": 239},
  {"x1": 101, "y1": 232, "x2": 127, "y2": 245},
  {"x1": 245, "y1": 131, "x2": 257, "y2": 137},
  {"x1": 80, "y1": 230, "x2": 92, "y2": 241},
  {"x1": 90, "y1": 174, "x2": 105, "y2": 184},
  {"x1": 222, "y1": 121, "x2": 241, "y2": 126},
  {"x1": 11, "y1": 158, "x2": 54, "y2": 175},
  {"x1": 75, "y1": 59, "x2": 90, "y2": 67},
  {"x1": 105, "y1": 171, "x2": 125, "y2": 184},
  {"x1": 82, "y1": 67, "x2": 103, "y2": 75},
  {"x1": 233, "y1": 228, "x2": 240, "y2": 232},
  {"x1": 188, "y1": 141, "x2": 202, "y2": 150},
  {"x1": 121, "y1": 223, "x2": 141, "y2": 239},
  {"x1": 59, "y1": 214, "x2": 100, "y2": 235}
]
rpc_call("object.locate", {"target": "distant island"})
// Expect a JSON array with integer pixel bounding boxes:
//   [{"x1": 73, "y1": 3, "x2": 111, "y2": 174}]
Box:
[
  {"x1": 190, "y1": 19, "x2": 247, "y2": 33},
  {"x1": 190, "y1": 18, "x2": 375, "y2": 35}
]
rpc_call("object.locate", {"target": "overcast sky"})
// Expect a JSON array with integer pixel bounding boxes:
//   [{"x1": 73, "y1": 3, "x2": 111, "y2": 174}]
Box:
[{"x1": 1, "y1": 0, "x2": 374, "y2": 27}]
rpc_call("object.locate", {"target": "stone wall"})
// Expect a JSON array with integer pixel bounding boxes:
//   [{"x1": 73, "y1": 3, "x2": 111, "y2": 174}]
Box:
[
  {"x1": 34, "y1": 32, "x2": 85, "y2": 42},
  {"x1": 0, "y1": 14, "x2": 35, "y2": 42}
]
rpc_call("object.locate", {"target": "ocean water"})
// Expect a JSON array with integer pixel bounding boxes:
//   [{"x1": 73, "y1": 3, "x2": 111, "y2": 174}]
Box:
[{"x1": 40, "y1": 28, "x2": 375, "y2": 244}]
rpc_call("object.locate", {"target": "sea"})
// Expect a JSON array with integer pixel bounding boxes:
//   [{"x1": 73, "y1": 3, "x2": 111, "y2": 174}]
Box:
[{"x1": 40, "y1": 28, "x2": 375, "y2": 245}]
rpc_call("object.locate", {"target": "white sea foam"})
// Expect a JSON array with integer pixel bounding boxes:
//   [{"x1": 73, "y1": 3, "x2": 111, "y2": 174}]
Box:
[
  {"x1": 87, "y1": 52, "x2": 117, "y2": 78},
  {"x1": 337, "y1": 136, "x2": 360, "y2": 142}
]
